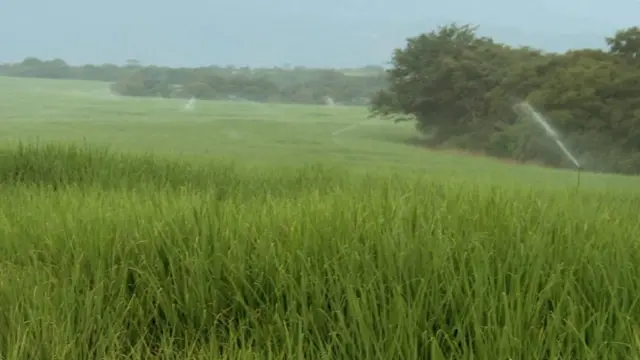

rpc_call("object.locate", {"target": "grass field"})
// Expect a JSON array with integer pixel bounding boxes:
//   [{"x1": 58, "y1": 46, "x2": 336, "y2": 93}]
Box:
[{"x1": 1, "y1": 75, "x2": 640, "y2": 359}]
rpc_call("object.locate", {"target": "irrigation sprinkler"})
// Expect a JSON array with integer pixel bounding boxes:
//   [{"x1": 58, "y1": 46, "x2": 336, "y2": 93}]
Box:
[{"x1": 512, "y1": 101, "x2": 583, "y2": 189}]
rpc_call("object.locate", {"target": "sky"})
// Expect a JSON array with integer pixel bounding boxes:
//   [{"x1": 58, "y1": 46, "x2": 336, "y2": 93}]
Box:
[{"x1": 1, "y1": 0, "x2": 639, "y2": 68}]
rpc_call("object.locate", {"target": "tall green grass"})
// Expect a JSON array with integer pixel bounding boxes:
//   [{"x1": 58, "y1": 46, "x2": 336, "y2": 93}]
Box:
[{"x1": 1, "y1": 143, "x2": 639, "y2": 359}]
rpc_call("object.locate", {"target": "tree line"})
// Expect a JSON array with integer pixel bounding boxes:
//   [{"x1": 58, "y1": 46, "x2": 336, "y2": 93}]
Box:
[
  {"x1": 0, "y1": 58, "x2": 386, "y2": 106},
  {"x1": 3, "y1": 25, "x2": 640, "y2": 175},
  {"x1": 371, "y1": 24, "x2": 640, "y2": 175}
]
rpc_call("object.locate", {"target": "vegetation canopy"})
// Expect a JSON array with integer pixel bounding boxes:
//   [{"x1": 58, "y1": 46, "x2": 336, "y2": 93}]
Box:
[{"x1": 371, "y1": 24, "x2": 640, "y2": 175}]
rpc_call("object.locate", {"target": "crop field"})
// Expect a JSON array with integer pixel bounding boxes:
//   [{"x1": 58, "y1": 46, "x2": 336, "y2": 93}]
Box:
[{"x1": 1, "y1": 75, "x2": 640, "y2": 359}]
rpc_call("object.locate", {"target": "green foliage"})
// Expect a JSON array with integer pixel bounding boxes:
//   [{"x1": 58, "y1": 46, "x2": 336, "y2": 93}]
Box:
[
  {"x1": 607, "y1": 26, "x2": 640, "y2": 63},
  {"x1": 0, "y1": 59, "x2": 387, "y2": 106},
  {"x1": 372, "y1": 23, "x2": 640, "y2": 175},
  {"x1": 1, "y1": 144, "x2": 640, "y2": 359}
]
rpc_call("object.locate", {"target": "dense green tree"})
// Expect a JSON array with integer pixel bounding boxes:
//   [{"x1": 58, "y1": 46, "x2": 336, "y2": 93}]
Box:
[
  {"x1": 372, "y1": 23, "x2": 640, "y2": 175},
  {"x1": 607, "y1": 26, "x2": 640, "y2": 63},
  {"x1": 371, "y1": 24, "x2": 512, "y2": 145}
]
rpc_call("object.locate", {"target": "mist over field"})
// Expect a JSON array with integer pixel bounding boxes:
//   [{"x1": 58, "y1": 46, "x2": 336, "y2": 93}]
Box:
[{"x1": 2, "y1": 1, "x2": 640, "y2": 358}]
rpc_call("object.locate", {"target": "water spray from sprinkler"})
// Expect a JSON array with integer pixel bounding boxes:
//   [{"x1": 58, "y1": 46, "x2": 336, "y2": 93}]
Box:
[
  {"x1": 184, "y1": 97, "x2": 196, "y2": 111},
  {"x1": 512, "y1": 101, "x2": 582, "y2": 187},
  {"x1": 324, "y1": 96, "x2": 335, "y2": 107},
  {"x1": 331, "y1": 119, "x2": 372, "y2": 136}
]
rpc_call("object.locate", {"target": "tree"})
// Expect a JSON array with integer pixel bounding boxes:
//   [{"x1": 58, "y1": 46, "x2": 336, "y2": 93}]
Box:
[
  {"x1": 371, "y1": 22, "x2": 640, "y2": 175},
  {"x1": 370, "y1": 23, "x2": 510, "y2": 146},
  {"x1": 607, "y1": 27, "x2": 640, "y2": 63},
  {"x1": 125, "y1": 59, "x2": 142, "y2": 68}
]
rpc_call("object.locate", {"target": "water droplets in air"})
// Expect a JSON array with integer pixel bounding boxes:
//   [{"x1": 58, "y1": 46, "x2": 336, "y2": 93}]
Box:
[
  {"x1": 513, "y1": 101, "x2": 581, "y2": 169},
  {"x1": 183, "y1": 97, "x2": 196, "y2": 111}
]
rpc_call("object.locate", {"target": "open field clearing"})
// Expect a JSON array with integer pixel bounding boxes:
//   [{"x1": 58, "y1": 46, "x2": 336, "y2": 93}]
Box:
[
  {"x1": 0, "y1": 76, "x2": 637, "y2": 190},
  {"x1": 1, "y1": 76, "x2": 640, "y2": 359}
]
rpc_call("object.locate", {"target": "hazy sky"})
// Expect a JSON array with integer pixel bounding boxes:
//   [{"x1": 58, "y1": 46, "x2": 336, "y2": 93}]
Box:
[{"x1": 1, "y1": 0, "x2": 639, "y2": 67}]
